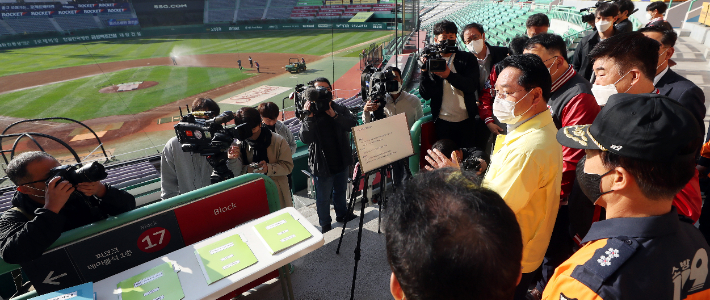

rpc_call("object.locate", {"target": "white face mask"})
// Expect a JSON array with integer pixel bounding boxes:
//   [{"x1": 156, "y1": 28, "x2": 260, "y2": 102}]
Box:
[
  {"x1": 23, "y1": 185, "x2": 46, "y2": 198},
  {"x1": 591, "y1": 71, "x2": 631, "y2": 106},
  {"x1": 466, "y1": 39, "x2": 485, "y2": 55},
  {"x1": 389, "y1": 82, "x2": 403, "y2": 95},
  {"x1": 595, "y1": 20, "x2": 612, "y2": 33},
  {"x1": 646, "y1": 12, "x2": 653, "y2": 20},
  {"x1": 656, "y1": 47, "x2": 670, "y2": 70},
  {"x1": 493, "y1": 89, "x2": 533, "y2": 124}
]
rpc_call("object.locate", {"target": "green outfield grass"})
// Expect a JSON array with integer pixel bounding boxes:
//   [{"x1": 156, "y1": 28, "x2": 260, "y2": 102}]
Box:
[
  {"x1": 0, "y1": 66, "x2": 252, "y2": 121},
  {"x1": 0, "y1": 30, "x2": 392, "y2": 77}
]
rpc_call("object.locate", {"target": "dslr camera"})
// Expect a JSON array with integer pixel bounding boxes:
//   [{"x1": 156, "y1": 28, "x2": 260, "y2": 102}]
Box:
[
  {"x1": 421, "y1": 39, "x2": 458, "y2": 72},
  {"x1": 361, "y1": 65, "x2": 399, "y2": 121},
  {"x1": 46, "y1": 161, "x2": 108, "y2": 186}
]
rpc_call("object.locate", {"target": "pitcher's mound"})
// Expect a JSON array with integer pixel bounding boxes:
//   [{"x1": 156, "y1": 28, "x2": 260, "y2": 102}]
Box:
[{"x1": 99, "y1": 81, "x2": 159, "y2": 94}]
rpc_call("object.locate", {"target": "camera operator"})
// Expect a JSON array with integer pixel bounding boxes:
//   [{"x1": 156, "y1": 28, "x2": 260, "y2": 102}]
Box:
[
  {"x1": 227, "y1": 107, "x2": 294, "y2": 209},
  {"x1": 419, "y1": 20, "x2": 487, "y2": 150},
  {"x1": 613, "y1": 0, "x2": 634, "y2": 34},
  {"x1": 362, "y1": 66, "x2": 423, "y2": 186},
  {"x1": 572, "y1": 2, "x2": 619, "y2": 81},
  {"x1": 0, "y1": 151, "x2": 136, "y2": 264},
  {"x1": 160, "y1": 98, "x2": 241, "y2": 199},
  {"x1": 299, "y1": 79, "x2": 358, "y2": 233}
]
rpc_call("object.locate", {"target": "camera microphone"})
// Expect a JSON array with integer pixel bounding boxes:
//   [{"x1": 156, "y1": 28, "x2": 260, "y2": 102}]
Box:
[{"x1": 192, "y1": 111, "x2": 215, "y2": 118}]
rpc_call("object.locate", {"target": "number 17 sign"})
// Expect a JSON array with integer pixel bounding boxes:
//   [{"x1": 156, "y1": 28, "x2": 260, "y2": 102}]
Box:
[{"x1": 66, "y1": 211, "x2": 186, "y2": 282}]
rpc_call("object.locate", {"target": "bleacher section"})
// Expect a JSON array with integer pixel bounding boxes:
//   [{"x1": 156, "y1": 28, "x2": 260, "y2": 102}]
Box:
[
  {"x1": 3, "y1": 17, "x2": 56, "y2": 34},
  {"x1": 290, "y1": 2, "x2": 394, "y2": 19},
  {"x1": 237, "y1": 0, "x2": 267, "y2": 21},
  {"x1": 207, "y1": 0, "x2": 236, "y2": 23},
  {"x1": 265, "y1": 0, "x2": 299, "y2": 19},
  {"x1": 53, "y1": 15, "x2": 101, "y2": 31},
  {"x1": 0, "y1": 21, "x2": 12, "y2": 35}
]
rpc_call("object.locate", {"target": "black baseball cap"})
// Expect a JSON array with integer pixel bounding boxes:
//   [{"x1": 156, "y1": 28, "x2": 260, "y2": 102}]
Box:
[{"x1": 556, "y1": 93, "x2": 700, "y2": 161}]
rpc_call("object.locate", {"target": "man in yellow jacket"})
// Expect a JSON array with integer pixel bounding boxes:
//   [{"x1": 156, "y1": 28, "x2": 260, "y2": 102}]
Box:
[{"x1": 483, "y1": 54, "x2": 563, "y2": 300}]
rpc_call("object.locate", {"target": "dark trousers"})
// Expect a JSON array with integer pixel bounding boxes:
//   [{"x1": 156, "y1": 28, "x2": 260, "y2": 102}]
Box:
[
  {"x1": 390, "y1": 158, "x2": 412, "y2": 188},
  {"x1": 513, "y1": 272, "x2": 535, "y2": 300},
  {"x1": 535, "y1": 205, "x2": 576, "y2": 293},
  {"x1": 434, "y1": 117, "x2": 488, "y2": 150}
]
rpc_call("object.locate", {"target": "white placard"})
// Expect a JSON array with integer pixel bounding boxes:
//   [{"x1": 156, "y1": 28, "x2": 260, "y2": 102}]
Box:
[{"x1": 353, "y1": 113, "x2": 414, "y2": 173}]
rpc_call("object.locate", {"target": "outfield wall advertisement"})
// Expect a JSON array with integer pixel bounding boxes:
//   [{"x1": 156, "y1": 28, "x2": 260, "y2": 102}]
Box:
[
  {"x1": 0, "y1": 22, "x2": 392, "y2": 49},
  {"x1": 0, "y1": 2, "x2": 132, "y2": 18}
]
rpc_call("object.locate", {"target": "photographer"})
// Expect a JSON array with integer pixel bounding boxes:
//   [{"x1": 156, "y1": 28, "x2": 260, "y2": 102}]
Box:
[
  {"x1": 419, "y1": 20, "x2": 487, "y2": 150},
  {"x1": 160, "y1": 98, "x2": 241, "y2": 199},
  {"x1": 614, "y1": 0, "x2": 634, "y2": 34},
  {"x1": 572, "y1": 2, "x2": 619, "y2": 81},
  {"x1": 362, "y1": 66, "x2": 423, "y2": 186},
  {"x1": 299, "y1": 80, "x2": 358, "y2": 233},
  {"x1": 0, "y1": 151, "x2": 136, "y2": 264},
  {"x1": 227, "y1": 107, "x2": 294, "y2": 209}
]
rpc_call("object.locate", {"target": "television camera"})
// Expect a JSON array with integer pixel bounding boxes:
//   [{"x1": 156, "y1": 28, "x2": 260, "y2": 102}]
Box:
[
  {"x1": 173, "y1": 106, "x2": 252, "y2": 183},
  {"x1": 360, "y1": 65, "x2": 400, "y2": 121},
  {"x1": 290, "y1": 82, "x2": 334, "y2": 121},
  {"x1": 421, "y1": 39, "x2": 458, "y2": 72}
]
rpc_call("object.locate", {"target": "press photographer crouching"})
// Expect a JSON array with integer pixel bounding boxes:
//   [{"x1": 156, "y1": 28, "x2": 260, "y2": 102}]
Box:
[
  {"x1": 424, "y1": 139, "x2": 488, "y2": 177},
  {"x1": 0, "y1": 152, "x2": 136, "y2": 264},
  {"x1": 362, "y1": 66, "x2": 423, "y2": 187},
  {"x1": 298, "y1": 80, "x2": 358, "y2": 233},
  {"x1": 227, "y1": 107, "x2": 294, "y2": 209}
]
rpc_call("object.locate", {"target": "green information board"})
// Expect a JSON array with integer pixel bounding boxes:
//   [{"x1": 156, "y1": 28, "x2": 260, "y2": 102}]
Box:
[
  {"x1": 194, "y1": 233, "x2": 258, "y2": 284},
  {"x1": 348, "y1": 12, "x2": 374, "y2": 22},
  {"x1": 117, "y1": 262, "x2": 184, "y2": 300},
  {"x1": 253, "y1": 212, "x2": 312, "y2": 255}
]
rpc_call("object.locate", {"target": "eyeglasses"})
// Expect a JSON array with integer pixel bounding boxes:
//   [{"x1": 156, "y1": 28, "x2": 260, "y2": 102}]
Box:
[
  {"x1": 492, "y1": 89, "x2": 528, "y2": 100},
  {"x1": 20, "y1": 176, "x2": 51, "y2": 187}
]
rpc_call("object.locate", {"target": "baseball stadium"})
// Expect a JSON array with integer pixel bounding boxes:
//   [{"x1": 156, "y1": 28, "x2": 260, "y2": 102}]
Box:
[{"x1": 0, "y1": 0, "x2": 709, "y2": 298}]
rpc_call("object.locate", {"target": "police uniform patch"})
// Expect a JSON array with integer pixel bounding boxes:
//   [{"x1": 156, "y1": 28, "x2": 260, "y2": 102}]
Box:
[
  {"x1": 571, "y1": 237, "x2": 640, "y2": 292},
  {"x1": 560, "y1": 293, "x2": 578, "y2": 300}
]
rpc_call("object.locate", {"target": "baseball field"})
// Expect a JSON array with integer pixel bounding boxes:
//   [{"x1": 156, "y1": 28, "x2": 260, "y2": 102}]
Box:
[{"x1": 0, "y1": 29, "x2": 392, "y2": 165}]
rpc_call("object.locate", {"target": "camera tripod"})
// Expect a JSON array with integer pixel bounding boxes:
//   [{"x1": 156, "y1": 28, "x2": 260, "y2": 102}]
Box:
[{"x1": 335, "y1": 161, "x2": 394, "y2": 300}]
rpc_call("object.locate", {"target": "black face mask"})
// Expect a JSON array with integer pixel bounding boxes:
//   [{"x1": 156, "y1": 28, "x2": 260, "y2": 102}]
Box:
[
  {"x1": 264, "y1": 123, "x2": 276, "y2": 132},
  {"x1": 576, "y1": 156, "x2": 614, "y2": 204}
]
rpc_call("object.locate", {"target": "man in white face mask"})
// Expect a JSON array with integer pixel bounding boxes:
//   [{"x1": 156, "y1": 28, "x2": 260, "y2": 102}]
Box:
[
  {"x1": 571, "y1": 2, "x2": 619, "y2": 81},
  {"x1": 363, "y1": 66, "x2": 423, "y2": 186},
  {"x1": 639, "y1": 26, "x2": 706, "y2": 138},
  {"x1": 482, "y1": 54, "x2": 562, "y2": 300},
  {"x1": 462, "y1": 22, "x2": 509, "y2": 94}
]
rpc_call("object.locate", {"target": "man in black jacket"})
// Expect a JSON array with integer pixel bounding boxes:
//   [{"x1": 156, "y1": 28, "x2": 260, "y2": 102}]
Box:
[
  {"x1": 299, "y1": 78, "x2": 358, "y2": 233},
  {"x1": 572, "y1": 2, "x2": 619, "y2": 81},
  {"x1": 0, "y1": 151, "x2": 136, "y2": 264},
  {"x1": 640, "y1": 26, "x2": 706, "y2": 138},
  {"x1": 613, "y1": 0, "x2": 634, "y2": 33},
  {"x1": 419, "y1": 20, "x2": 485, "y2": 149}
]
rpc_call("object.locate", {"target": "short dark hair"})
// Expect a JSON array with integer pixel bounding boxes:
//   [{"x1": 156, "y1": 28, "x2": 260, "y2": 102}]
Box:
[
  {"x1": 386, "y1": 66, "x2": 402, "y2": 78},
  {"x1": 526, "y1": 13, "x2": 550, "y2": 27},
  {"x1": 508, "y1": 35, "x2": 530, "y2": 56},
  {"x1": 431, "y1": 139, "x2": 459, "y2": 158},
  {"x1": 257, "y1": 102, "x2": 280, "y2": 120},
  {"x1": 6, "y1": 151, "x2": 57, "y2": 185},
  {"x1": 235, "y1": 107, "x2": 262, "y2": 129},
  {"x1": 596, "y1": 2, "x2": 619, "y2": 18},
  {"x1": 191, "y1": 98, "x2": 220, "y2": 115},
  {"x1": 461, "y1": 22, "x2": 485, "y2": 41},
  {"x1": 589, "y1": 31, "x2": 659, "y2": 80},
  {"x1": 638, "y1": 26, "x2": 678, "y2": 47},
  {"x1": 433, "y1": 20, "x2": 458, "y2": 36},
  {"x1": 647, "y1": 1, "x2": 667, "y2": 14},
  {"x1": 525, "y1": 33, "x2": 569, "y2": 62},
  {"x1": 499, "y1": 54, "x2": 552, "y2": 102},
  {"x1": 597, "y1": 145, "x2": 697, "y2": 200},
  {"x1": 385, "y1": 169, "x2": 522, "y2": 300},
  {"x1": 616, "y1": 0, "x2": 634, "y2": 14},
  {"x1": 312, "y1": 77, "x2": 331, "y2": 89}
]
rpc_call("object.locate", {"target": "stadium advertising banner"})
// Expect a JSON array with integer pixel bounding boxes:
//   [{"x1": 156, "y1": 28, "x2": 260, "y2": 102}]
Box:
[
  {"x1": 108, "y1": 18, "x2": 140, "y2": 26},
  {"x1": 0, "y1": 3, "x2": 132, "y2": 18},
  {"x1": 0, "y1": 22, "x2": 389, "y2": 49}
]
